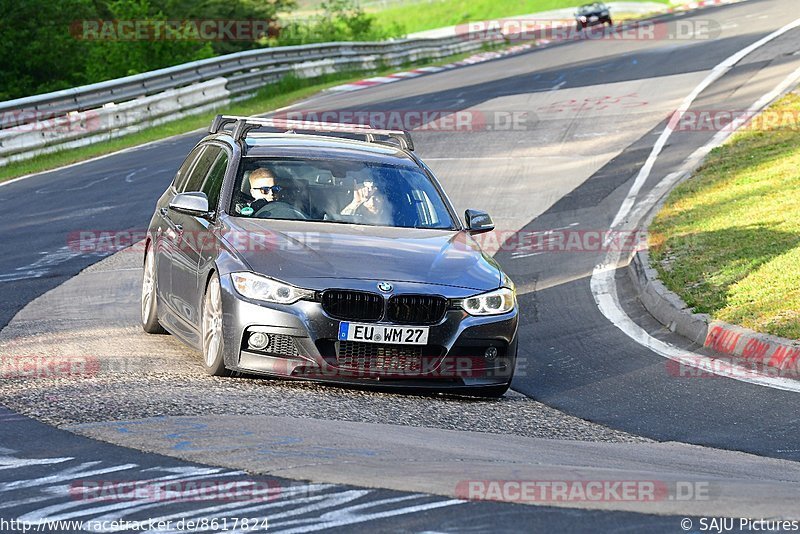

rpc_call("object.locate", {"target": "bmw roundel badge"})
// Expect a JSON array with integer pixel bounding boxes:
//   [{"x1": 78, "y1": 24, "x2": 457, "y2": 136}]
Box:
[{"x1": 378, "y1": 282, "x2": 393, "y2": 293}]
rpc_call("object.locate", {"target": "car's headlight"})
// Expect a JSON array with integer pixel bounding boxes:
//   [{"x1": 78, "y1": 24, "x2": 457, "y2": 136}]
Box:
[
  {"x1": 457, "y1": 287, "x2": 516, "y2": 316},
  {"x1": 230, "y1": 272, "x2": 314, "y2": 304}
]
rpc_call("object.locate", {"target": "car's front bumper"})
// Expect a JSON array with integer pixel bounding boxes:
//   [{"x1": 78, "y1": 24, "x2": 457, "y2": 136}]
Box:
[{"x1": 218, "y1": 274, "x2": 518, "y2": 391}]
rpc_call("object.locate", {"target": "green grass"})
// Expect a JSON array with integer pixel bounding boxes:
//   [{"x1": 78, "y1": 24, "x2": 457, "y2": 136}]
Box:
[
  {"x1": 371, "y1": 0, "x2": 672, "y2": 34},
  {"x1": 649, "y1": 92, "x2": 800, "y2": 339},
  {"x1": 0, "y1": 46, "x2": 497, "y2": 183}
]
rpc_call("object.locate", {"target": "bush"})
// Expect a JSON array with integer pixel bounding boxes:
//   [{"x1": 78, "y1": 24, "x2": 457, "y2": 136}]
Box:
[
  {"x1": 0, "y1": 0, "x2": 295, "y2": 100},
  {"x1": 274, "y1": 0, "x2": 405, "y2": 46},
  {"x1": 0, "y1": 0, "x2": 95, "y2": 99},
  {"x1": 84, "y1": 0, "x2": 215, "y2": 81},
  {"x1": 0, "y1": 0, "x2": 409, "y2": 100}
]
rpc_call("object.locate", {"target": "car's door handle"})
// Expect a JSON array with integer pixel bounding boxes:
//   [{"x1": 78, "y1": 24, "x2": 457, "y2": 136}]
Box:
[{"x1": 174, "y1": 224, "x2": 183, "y2": 232}]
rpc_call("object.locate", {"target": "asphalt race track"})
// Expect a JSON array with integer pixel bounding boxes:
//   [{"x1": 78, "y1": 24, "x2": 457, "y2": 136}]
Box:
[{"x1": 3, "y1": 0, "x2": 800, "y2": 531}]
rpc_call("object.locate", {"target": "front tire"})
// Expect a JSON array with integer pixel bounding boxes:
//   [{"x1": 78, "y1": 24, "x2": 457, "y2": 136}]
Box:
[
  {"x1": 202, "y1": 274, "x2": 231, "y2": 377},
  {"x1": 141, "y1": 243, "x2": 167, "y2": 334},
  {"x1": 474, "y1": 381, "x2": 512, "y2": 399},
  {"x1": 474, "y1": 353, "x2": 516, "y2": 398}
]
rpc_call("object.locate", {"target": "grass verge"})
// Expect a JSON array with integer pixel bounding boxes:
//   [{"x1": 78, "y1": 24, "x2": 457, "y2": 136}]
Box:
[
  {"x1": 649, "y1": 91, "x2": 800, "y2": 339},
  {"x1": 371, "y1": 0, "x2": 672, "y2": 34},
  {"x1": 0, "y1": 46, "x2": 499, "y2": 183}
]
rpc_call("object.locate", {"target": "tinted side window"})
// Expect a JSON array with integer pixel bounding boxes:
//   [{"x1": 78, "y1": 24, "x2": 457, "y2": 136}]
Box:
[
  {"x1": 182, "y1": 146, "x2": 221, "y2": 193},
  {"x1": 173, "y1": 146, "x2": 205, "y2": 192},
  {"x1": 201, "y1": 151, "x2": 228, "y2": 211}
]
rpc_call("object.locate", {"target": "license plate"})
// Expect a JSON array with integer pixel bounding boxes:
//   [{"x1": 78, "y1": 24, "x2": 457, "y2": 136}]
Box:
[{"x1": 338, "y1": 322, "x2": 429, "y2": 345}]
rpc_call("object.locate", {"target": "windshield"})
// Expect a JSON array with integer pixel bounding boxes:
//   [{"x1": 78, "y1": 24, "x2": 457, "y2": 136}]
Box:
[
  {"x1": 578, "y1": 3, "x2": 604, "y2": 13},
  {"x1": 229, "y1": 157, "x2": 457, "y2": 229}
]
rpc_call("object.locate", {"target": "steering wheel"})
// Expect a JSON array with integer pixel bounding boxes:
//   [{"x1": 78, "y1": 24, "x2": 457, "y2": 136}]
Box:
[{"x1": 254, "y1": 201, "x2": 308, "y2": 220}]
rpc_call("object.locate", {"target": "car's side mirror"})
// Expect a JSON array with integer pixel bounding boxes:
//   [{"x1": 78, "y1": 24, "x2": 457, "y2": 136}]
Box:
[
  {"x1": 465, "y1": 209, "x2": 495, "y2": 234},
  {"x1": 169, "y1": 192, "x2": 211, "y2": 217}
]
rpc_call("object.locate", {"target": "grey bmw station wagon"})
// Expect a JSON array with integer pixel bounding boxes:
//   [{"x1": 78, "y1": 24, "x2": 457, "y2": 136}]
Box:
[{"x1": 142, "y1": 115, "x2": 518, "y2": 397}]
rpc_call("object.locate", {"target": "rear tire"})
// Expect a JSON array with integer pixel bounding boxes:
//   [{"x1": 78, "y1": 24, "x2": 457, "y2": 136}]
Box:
[
  {"x1": 141, "y1": 243, "x2": 167, "y2": 335},
  {"x1": 202, "y1": 274, "x2": 231, "y2": 377}
]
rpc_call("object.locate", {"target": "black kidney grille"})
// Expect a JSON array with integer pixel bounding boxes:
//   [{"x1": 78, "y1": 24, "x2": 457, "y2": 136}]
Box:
[
  {"x1": 387, "y1": 294, "x2": 447, "y2": 325},
  {"x1": 321, "y1": 290, "x2": 384, "y2": 321}
]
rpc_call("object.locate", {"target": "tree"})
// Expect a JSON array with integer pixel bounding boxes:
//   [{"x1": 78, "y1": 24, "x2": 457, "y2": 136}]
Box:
[
  {"x1": 0, "y1": 0, "x2": 96, "y2": 99},
  {"x1": 83, "y1": 0, "x2": 215, "y2": 82},
  {"x1": 151, "y1": 0, "x2": 294, "y2": 55},
  {"x1": 276, "y1": 0, "x2": 402, "y2": 46}
]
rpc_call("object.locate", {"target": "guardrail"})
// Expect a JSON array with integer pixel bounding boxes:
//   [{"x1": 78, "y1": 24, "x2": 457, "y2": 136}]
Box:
[{"x1": 0, "y1": 35, "x2": 486, "y2": 165}]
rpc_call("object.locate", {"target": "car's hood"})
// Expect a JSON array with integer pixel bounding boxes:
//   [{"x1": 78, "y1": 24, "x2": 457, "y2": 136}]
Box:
[{"x1": 219, "y1": 217, "x2": 502, "y2": 293}]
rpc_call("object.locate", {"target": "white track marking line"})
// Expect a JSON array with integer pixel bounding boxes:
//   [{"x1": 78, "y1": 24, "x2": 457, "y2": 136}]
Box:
[
  {"x1": 269, "y1": 497, "x2": 465, "y2": 534},
  {"x1": 611, "y1": 16, "x2": 800, "y2": 229},
  {"x1": 591, "y1": 17, "x2": 800, "y2": 392},
  {"x1": 0, "y1": 456, "x2": 73, "y2": 471},
  {"x1": 0, "y1": 463, "x2": 140, "y2": 493}
]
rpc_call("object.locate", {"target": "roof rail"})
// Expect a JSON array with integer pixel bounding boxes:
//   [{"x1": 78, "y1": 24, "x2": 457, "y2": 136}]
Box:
[{"x1": 208, "y1": 114, "x2": 414, "y2": 151}]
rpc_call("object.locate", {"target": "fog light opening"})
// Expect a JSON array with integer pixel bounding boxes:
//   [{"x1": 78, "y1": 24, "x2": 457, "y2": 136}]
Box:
[
  {"x1": 248, "y1": 332, "x2": 271, "y2": 351},
  {"x1": 484, "y1": 346, "x2": 498, "y2": 361}
]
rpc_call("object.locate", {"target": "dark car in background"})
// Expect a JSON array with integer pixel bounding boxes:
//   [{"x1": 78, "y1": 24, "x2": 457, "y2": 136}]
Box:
[
  {"x1": 576, "y1": 2, "x2": 613, "y2": 30},
  {"x1": 141, "y1": 115, "x2": 519, "y2": 397}
]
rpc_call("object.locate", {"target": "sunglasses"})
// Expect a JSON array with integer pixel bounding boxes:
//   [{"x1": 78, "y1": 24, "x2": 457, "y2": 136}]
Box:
[{"x1": 253, "y1": 185, "x2": 282, "y2": 194}]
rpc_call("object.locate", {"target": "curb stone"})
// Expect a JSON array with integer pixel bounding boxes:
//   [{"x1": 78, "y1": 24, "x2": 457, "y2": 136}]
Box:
[
  {"x1": 628, "y1": 249, "x2": 711, "y2": 345},
  {"x1": 624, "y1": 26, "x2": 800, "y2": 375},
  {"x1": 628, "y1": 249, "x2": 800, "y2": 371}
]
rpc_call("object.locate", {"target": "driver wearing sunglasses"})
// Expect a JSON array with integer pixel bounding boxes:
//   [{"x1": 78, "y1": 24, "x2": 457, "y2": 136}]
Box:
[
  {"x1": 236, "y1": 168, "x2": 282, "y2": 215},
  {"x1": 250, "y1": 168, "x2": 282, "y2": 203}
]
